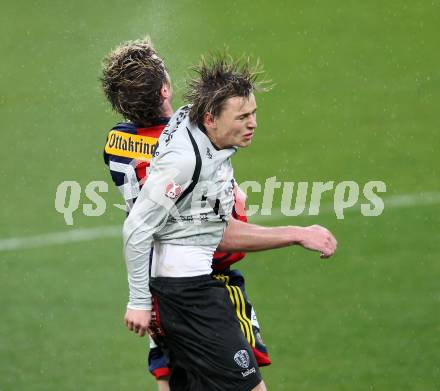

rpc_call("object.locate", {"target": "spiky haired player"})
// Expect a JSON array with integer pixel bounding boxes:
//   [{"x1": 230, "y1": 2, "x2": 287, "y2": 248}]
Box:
[{"x1": 101, "y1": 38, "x2": 336, "y2": 391}]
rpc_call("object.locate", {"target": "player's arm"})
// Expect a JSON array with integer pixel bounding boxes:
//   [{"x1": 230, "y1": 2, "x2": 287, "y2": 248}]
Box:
[
  {"x1": 122, "y1": 149, "x2": 194, "y2": 336},
  {"x1": 218, "y1": 217, "x2": 337, "y2": 258}
]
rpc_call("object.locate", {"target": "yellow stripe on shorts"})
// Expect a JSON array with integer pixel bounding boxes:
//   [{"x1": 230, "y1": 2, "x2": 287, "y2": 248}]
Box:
[{"x1": 214, "y1": 274, "x2": 255, "y2": 347}]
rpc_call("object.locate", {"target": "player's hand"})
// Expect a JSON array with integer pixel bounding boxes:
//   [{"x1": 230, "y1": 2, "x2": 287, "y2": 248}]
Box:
[
  {"x1": 298, "y1": 225, "x2": 337, "y2": 258},
  {"x1": 124, "y1": 308, "x2": 152, "y2": 337}
]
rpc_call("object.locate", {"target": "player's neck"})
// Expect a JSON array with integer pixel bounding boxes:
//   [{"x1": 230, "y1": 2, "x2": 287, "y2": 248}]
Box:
[
  {"x1": 206, "y1": 132, "x2": 227, "y2": 150},
  {"x1": 198, "y1": 122, "x2": 223, "y2": 150},
  {"x1": 161, "y1": 99, "x2": 173, "y2": 118}
]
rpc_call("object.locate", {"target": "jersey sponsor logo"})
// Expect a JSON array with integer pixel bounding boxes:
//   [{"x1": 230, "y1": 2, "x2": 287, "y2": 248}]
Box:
[
  {"x1": 153, "y1": 141, "x2": 160, "y2": 157},
  {"x1": 241, "y1": 367, "x2": 256, "y2": 377},
  {"x1": 206, "y1": 147, "x2": 213, "y2": 159},
  {"x1": 234, "y1": 349, "x2": 250, "y2": 369},
  {"x1": 105, "y1": 130, "x2": 158, "y2": 160},
  {"x1": 164, "y1": 181, "x2": 182, "y2": 199}
]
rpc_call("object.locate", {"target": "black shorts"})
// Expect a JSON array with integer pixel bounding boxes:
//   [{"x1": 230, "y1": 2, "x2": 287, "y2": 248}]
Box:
[
  {"x1": 150, "y1": 275, "x2": 262, "y2": 391},
  {"x1": 147, "y1": 269, "x2": 271, "y2": 380}
]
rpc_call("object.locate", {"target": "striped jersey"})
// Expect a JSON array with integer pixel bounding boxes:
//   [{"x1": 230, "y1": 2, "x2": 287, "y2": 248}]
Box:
[
  {"x1": 104, "y1": 106, "x2": 244, "y2": 309},
  {"x1": 103, "y1": 118, "x2": 247, "y2": 270}
]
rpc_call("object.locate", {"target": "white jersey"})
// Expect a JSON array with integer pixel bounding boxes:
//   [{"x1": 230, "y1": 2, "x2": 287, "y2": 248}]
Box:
[
  {"x1": 123, "y1": 105, "x2": 237, "y2": 310},
  {"x1": 151, "y1": 242, "x2": 215, "y2": 278}
]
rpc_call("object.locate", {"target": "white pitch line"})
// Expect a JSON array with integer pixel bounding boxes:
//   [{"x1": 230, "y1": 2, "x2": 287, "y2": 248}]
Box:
[
  {"x1": 1, "y1": 192, "x2": 440, "y2": 253},
  {"x1": 0, "y1": 225, "x2": 122, "y2": 252}
]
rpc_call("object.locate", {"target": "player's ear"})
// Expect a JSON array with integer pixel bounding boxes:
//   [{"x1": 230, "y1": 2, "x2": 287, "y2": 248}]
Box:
[
  {"x1": 203, "y1": 112, "x2": 216, "y2": 130},
  {"x1": 160, "y1": 83, "x2": 171, "y2": 99}
]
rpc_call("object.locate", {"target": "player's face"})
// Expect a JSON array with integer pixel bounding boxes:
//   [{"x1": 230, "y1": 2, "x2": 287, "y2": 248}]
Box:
[
  {"x1": 209, "y1": 94, "x2": 257, "y2": 149},
  {"x1": 160, "y1": 72, "x2": 174, "y2": 117},
  {"x1": 165, "y1": 71, "x2": 173, "y2": 99},
  {"x1": 162, "y1": 71, "x2": 173, "y2": 100}
]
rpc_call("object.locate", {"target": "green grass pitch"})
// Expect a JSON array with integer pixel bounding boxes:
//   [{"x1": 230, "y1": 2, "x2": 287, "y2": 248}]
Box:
[{"x1": 1, "y1": 1, "x2": 439, "y2": 390}]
